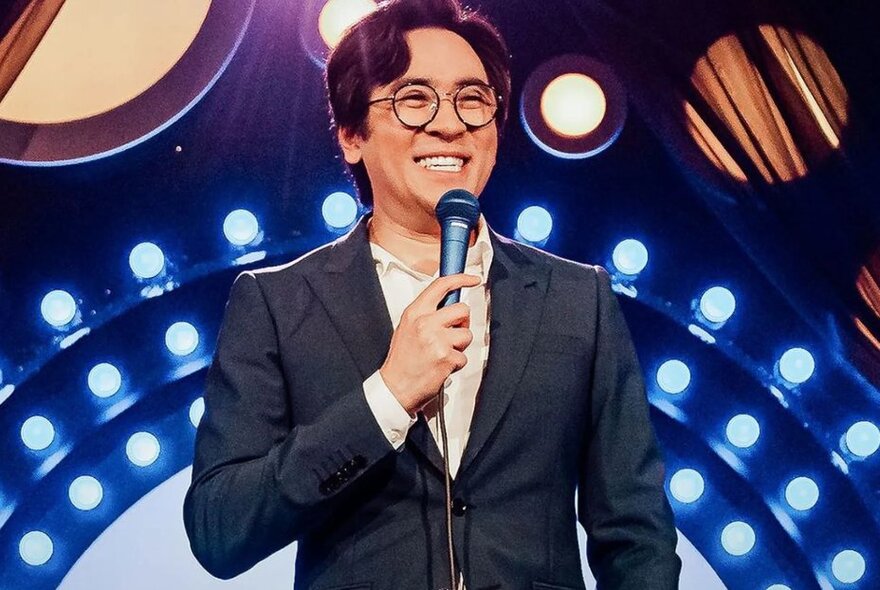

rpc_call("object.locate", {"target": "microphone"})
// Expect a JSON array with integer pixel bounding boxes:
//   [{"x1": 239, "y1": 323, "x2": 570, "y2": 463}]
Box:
[{"x1": 435, "y1": 189, "x2": 481, "y2": 308}]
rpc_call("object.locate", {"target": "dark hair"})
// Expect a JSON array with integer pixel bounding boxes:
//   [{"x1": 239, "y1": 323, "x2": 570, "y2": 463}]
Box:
[{"x1": 325, "y1": 0, "x2": 511, "y2": 207}]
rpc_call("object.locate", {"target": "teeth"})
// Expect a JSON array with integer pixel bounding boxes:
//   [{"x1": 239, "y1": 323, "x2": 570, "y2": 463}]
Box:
[{"x1": 416, "y1": 156, "x2": 464, "y2": 172}]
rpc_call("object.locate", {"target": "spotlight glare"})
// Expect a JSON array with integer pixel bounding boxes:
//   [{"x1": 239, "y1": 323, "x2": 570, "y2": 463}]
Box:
[
  {"x1": 656, "y1": 360, "x2": 690, "y2": 394},
  {"x1": 700, "y1": 286, "x2": 736, "y2": 323},
  {"x1": 69, "y1": 475, "x2": 103, "y2": 511},
  {"x1": 779, "y1": 347, "x2": 815, "y2": 384},
  {"x1": 88, "y1": 363, "x2": 122, "y2": 398},
  {"x1": 318, "y1": 0, "x2": 377, "y2": 49},
  {"x1": 540, "y1": 73, "x2": 606, "y2": 138},
  {"x1": 128, "y1": 242, "x2": 165, "y2": 279},
  {"x1": 322, "y1": 191, "x2": 358, "y2": 229},
  {"x1": 669, "y1": 468, "x2": 705, "y2": 504},
  {"x1": 126, "y1": 432, "x2": 160, "y2": 467},
  {"x1": 832, "y1": 550, "x2": 866, "y2": 584},
  {"x1": 721, "y1": 521, "x2": 755, "y2": 556},
  {"x1": 516, "y1": 206, "x2": 553, "y2": 243},
  {"x1": 21, "y1": 415, "x2": 55, "y2": 451},
  {"x1": 190, "y1": 397, "x2": 205, "y2": 428},
  {"x1": 19, "y1": 531, "x2": 53, "y2": 566},
  {"x1": 785, "y1": 476, "x2": 819, "y2": 511},
  {"x1": 40, "y1": 289, "x2": 77, "y2": 327},
  {"x1": 767, "y1": 585, "x2": 791, "y2": 590},
  {"x1": 845, "y1": 421, "x2": 880, "y2": 458},
  {"x1": 223, "y1": 209, "x2": 260, "y2": 246},
  {"x1": 611, "y1": 239, "x2": 648, "y2": 275},
  {"x1": 726, "y1": 414, "x2": 761, "y2": 449},
  {"x1": 165, "y1": 322, "x2": 199, "y2": 356}
]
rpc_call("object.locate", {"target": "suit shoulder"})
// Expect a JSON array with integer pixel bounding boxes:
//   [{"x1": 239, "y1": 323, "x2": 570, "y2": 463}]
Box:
[
  {"x1": 237, "y1": 236, "x2": 341, "y2": 284},
  {"x1": 497, "y1": 233, "x2": 605, "y2": 281}
]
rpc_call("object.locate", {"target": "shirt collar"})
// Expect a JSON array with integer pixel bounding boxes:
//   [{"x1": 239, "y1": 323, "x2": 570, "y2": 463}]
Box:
[{"x1": 370, "y1": 214, "x2": 494, "y2": 284}]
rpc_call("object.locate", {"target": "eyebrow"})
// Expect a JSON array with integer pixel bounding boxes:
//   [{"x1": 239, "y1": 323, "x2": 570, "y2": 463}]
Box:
[{"x1": 393, "y1": 76, "x2": 491, "y2": 89}]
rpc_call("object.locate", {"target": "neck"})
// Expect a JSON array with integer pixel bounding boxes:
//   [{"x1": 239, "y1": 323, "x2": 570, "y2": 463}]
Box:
[{"x1": 368, "y1": 204, "x2": 478, "y2": 276}]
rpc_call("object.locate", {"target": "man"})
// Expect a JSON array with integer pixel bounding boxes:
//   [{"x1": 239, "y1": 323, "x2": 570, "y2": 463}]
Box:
[{"x1": 183, "y1": 0, "x2": 681, "y2": 588}]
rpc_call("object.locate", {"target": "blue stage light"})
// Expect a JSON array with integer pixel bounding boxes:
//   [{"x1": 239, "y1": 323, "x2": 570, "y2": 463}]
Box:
[
  {"x1": 190, "y1": 397, "x2": 205, "y2": 427},
  {"x1": 165, "y1": 322, "x2": 199, "y2": 356},
  {"x1": 126, "y1": 432, "x2": 160, "y2": 467},
  {"x1": 611, "y1": 239, "x2": 648, "y2": 275},
  {"x1": 778, "y1": 347, "x2": 815, "y2": 384},
  {"x1": 845, "y1": 421, "x2": 880, "y2": 458},
  {"x1": 223, "y1": 209, "x2": 260, "y2": 246},
  {"x1": 87, "y1": 363, "x2": 122, "y2": 398},
  {"x1": 726, "y1": 414, "x2": 760, "y2": 449},
  {"x1": 767, "y1": 585, "x2": 791, "y2": 590},
  {"x1": 669, "y1": 468, "x2": 704, "y2": 504},
  {"x1": 516, "y1": 206, "x2": 553, "y2": 243},
  {"x1": 785, "y1": 476, "x2": 819, "y2": 511},
  {"x1": 19, "y1": 531, "x2": 53, "y2": 566},
  {"x1": 128, "y1": 242, "x2": 165, "y2": 279},
  {"x1": 21, "y1": 415, "x2": 55, "y2": 451},
  {"x1": 721, "y1": 521, "x2": 756, "y2": 556},
  {"x1": 656, "y1": 360, "x2": 690, "y2": 394},
  {"x1": 322, "y1": 191, "x2": 358, "y2": 229},
  {"x1": 699, "y1": 286, "x2": 736, "y2": 323},
  {"x1": 40, "y1": 289, "x2": 77, "y2": 327},
  {"x1": 832, "y1": 550, "x2": 866, "y2": 584},
  {"x1": 69, "y1": 475, "x2": 103, "y2": 511}
]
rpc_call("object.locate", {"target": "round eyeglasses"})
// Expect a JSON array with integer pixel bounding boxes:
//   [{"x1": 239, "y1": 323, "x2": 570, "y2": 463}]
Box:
[{"x1": 368, "y1": 83, "x2": 501, "y2": 129}]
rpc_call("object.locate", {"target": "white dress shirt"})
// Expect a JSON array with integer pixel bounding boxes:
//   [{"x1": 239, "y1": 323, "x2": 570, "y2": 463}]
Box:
[{"x1": 362, "y1": 215, "x2": 493, "y2": 479}]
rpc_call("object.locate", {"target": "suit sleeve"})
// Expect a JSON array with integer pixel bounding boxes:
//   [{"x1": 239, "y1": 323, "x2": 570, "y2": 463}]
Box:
[
  {"x1": 183, "y1": 272, "x2": 395, "y2": 579},
  {"x1": 578, "y1": 266, "x2": 681, "y2": 589}
]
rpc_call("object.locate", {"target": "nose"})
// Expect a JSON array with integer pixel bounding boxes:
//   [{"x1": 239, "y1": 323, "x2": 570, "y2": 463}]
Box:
[{"x1": 424, "y1": 95, "x2": 467, "y2": 137}]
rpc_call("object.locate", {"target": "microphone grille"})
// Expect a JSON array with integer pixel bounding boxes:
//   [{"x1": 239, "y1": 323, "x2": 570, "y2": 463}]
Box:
[{"x1": 435, "y1": 189, "x2": 480, "y2": 226}]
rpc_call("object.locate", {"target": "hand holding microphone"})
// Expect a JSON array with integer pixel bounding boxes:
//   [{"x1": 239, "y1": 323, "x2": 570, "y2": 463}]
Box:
[{"x1": 379, "y1": 189, "x2": 481, "y2": 414}]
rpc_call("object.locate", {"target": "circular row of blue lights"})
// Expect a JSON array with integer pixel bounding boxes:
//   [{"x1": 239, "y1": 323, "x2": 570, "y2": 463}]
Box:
[{"x1": 16, "y1": 396, "x2": 206, "y2": 567}]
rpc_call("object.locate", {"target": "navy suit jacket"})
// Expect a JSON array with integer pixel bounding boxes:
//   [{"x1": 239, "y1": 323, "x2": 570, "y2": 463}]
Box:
[{"x1": 183, "y1": 215, "x2": 680, "y2": 589}]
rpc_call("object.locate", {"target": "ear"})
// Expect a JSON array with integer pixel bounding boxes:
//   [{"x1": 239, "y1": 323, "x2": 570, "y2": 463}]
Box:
[{"x1": 337, "y1": 127, "x2": 363, "y2": 165}]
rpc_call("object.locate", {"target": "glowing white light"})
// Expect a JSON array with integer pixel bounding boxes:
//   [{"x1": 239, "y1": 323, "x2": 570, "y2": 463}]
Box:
[
  {"x1": 669, "y1": 468, "x2": 704, "y2": 504},
  {"x1": 69, "y1": 475, "x2": 103, "y2": 511},
  {"x1": 190, "y1": 397, "x2": 205, "y2": 427},
  {"x1": 700, "y1": 286, "x2": 736, "y2": 323},
  {"x1": 767, "y1": 585, "x2": 791, "y2": 590},
  {"x1": 656, "y1": 360, "x2": 691, "y2": 394},
  {"x1": 40, "y1": 290, "x2": 77, "y2": 327},
  {"x1": 721, "y1": 521, "x2": 755, "y2": 556},
  {"x1": 785, "y1": 476, "x2": 819, "y2": 511},
  {"x1": 611, "y1": 239, "x2": 648, "y2": 275},
  {"x1": 516, "y1": 206, "x2": 553, "y2": 243},
  {"x1": 126, "y1": 432, "x2": 160, "y2": 467},
  {"x1": 21, "y1": 416, "x2": 55, "y2": 451},
  {"x1": 223, "y1": 209, "x2": 260, "y2": 246},
  {"x1": 19, "y1": 531, "x2": 53, "y2": 566},
  {"x1": 128, "y1": 242, "x2": 165, "y2": 279},
  {"x1": 726, "y1": 414, "x2": 760, "y2": 449},
  {"x1": 832, "y1": 550, "x2": 866, "y2": 584},
  {"x1": 779, "y1": 347, "x2": 815, "y2": 384},
  {"x1": 540, "y1": 73, "x2": 606, "y2": 138},
  {"x1": 88, "y1": 363, "x2": 122, "y2": 398},
  {"x1": 165, "y1": 322, "x2": 199, "y2": 356},
  {"x1": 322, "y1": 191, "x2": 358, "y2": 229},
  {"x1": 318, "y1": 0, "x2": 378, "y2": 49},
  {"x1": 845, "y1": 421, "x2": 880, "y2": 458}
]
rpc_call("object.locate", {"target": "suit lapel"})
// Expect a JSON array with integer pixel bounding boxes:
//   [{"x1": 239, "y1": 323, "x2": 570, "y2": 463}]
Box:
[
  {"x1": 304, "y1": 215, "x2": 393, "y2": 382},
  {"x1": 305, "y1": 215, "x2": 448, "y2": 473},
  {"x1": 456, "y1": 229, "x2": 550, "y2": 481}
]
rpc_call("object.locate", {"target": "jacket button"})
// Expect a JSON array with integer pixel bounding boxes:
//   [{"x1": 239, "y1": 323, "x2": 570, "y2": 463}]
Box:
[{"x1": 451, "y1": 498, "x2": 467, "y2": 517}]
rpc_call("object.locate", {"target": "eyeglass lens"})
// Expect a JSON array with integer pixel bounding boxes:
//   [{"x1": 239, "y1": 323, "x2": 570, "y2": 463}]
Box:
[{"x1": 392, "y1": 84, "x2": 497, "y2": 128}]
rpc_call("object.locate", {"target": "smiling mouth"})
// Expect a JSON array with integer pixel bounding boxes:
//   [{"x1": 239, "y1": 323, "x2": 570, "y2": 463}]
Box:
[{"x1": 415, "y1": 155, "x2": 466, "y2": 173}]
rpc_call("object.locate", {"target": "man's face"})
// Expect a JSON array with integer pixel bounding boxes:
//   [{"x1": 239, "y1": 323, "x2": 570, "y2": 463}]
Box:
[{"x1": 340, "y1": 27, "x2": 499, "y2": 230}]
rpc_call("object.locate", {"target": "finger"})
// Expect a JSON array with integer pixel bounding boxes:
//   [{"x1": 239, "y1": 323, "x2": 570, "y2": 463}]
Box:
[
  {"x1": 448, "y1": 327, "x2": 473, "y2": 351},
  {"x1": 417, "y1": 273, "x2": 481, "y2": 309},
  {"x1": 434, "y1": 302, "x2": 471, "y2": 327}
]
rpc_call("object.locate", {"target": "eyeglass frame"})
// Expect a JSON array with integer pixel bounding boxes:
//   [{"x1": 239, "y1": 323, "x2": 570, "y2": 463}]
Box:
[{"x1": 367, "y1": 82, "x2": 503, "y2": 130}]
